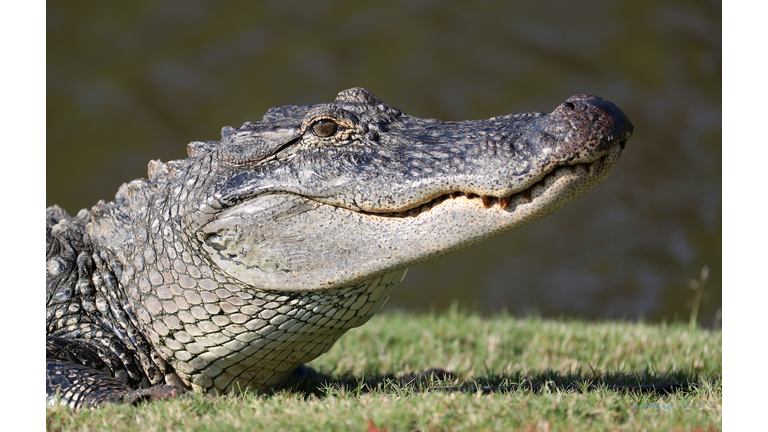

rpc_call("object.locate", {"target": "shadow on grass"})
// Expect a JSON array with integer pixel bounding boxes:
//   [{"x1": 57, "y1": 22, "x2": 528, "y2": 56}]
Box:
[{"x1": 273, "y1": 365, "x2": 715, "y2": 398}]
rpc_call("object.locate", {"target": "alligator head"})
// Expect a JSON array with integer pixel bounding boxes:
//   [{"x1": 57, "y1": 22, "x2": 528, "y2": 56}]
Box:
[{"x1": 109, "y1": 87, "x2": 632, "y2": 292}]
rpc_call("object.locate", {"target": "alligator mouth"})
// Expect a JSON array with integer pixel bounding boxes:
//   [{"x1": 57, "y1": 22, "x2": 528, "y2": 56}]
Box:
[
  {"x1": 199, "y1": 138, "x2": 626, "y2": 293},
  {"x1": 363, "y1": 139, "x2": 626, "y2": 218}
]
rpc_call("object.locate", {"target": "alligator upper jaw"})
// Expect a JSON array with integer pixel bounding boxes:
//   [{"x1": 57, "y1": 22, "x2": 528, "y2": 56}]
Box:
[
  {"x1": 198, "y1": 142, "x2": 624, "y2": 292},
  {"x1": 202, "y1": 93, "x2": 633, "y2": 218},
  {"x1": 367, "y1": 142, "x2": 627, "y2": 217}
]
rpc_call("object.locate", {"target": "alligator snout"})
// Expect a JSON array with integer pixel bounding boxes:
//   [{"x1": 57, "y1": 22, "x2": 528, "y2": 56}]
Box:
[{"x1": 557, "y1": 94, "x2": 634, "y2": 146}]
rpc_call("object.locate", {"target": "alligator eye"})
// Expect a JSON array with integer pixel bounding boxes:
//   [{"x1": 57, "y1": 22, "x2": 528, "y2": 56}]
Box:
[{"x1": 312, "y1": 119, "x2": 338, "y2": 137}]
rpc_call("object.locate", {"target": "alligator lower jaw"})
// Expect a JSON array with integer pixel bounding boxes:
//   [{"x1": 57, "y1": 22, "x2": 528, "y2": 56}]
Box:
[{"x1": 363, "y1": 143, "x2": 626, "y2": 219}]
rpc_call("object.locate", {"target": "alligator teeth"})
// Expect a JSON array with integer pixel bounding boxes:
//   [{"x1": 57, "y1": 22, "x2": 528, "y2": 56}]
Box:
[
  {"x1": 363, "y1": 156, "x2": 612, "y2": 219},
  {"x1": 458, "y1": 191, "x2": 500, "y2": 206},
  {"x1": 365, "y1": 189, "x2": 520, "y2": 218}
]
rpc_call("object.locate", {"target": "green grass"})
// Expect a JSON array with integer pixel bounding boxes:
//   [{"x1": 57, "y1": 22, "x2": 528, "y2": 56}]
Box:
[{"x1": 46, "y1": 309, "x2": 721, "y2": 431}]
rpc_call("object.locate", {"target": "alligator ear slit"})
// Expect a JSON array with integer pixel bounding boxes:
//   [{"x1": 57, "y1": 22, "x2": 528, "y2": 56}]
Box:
[{"x1": 268, "y1": 136, "x2": 302, "y2": 158}]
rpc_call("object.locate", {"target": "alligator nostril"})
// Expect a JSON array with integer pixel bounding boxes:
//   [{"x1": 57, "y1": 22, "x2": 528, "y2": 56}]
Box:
[{"x1": 564, "y1": 102, "x2": 576, "y2": 111}]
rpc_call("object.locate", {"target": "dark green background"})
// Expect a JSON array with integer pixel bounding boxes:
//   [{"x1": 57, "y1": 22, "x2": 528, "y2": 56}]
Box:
[{"x1": 47, "y1": 1, "x2": 721, "y2": 324}]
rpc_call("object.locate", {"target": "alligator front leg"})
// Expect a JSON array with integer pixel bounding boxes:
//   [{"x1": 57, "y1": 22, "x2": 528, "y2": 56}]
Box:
[
  {"x1": 46, "y1": 336, "x2": 179, "y2": 408},
  {"x1": 46, "y1": 359, "x2": 180, "y2": 408}
]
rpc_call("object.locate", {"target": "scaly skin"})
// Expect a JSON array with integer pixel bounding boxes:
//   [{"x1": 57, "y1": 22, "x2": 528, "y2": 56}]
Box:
[{"x1": 46, "y1": 88, "x2": 633, "y2": 408}]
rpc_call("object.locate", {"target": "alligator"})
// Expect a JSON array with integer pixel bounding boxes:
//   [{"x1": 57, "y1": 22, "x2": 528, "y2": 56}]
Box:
[{"x1": 46, "y1": 87, "x2": 633, "y2": 408}]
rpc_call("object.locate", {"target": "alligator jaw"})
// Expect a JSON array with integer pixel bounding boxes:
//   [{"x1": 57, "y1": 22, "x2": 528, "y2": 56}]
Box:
[
  {"x1": 193, "y1": 90, "x2": 632, "y2": 292},
  {"x1": 199, "y1": 142, "x2": 623, "y2": 292}
]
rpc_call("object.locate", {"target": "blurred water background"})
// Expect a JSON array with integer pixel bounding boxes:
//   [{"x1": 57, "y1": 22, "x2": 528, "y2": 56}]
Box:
[{"x1": 47, "y1": 1, "x2": 721, "y2": 325}]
